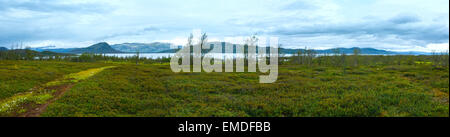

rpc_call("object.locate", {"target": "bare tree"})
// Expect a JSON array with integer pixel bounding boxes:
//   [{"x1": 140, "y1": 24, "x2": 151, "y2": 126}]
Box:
[
  {"x1": 25, "y1": 46, "x2": 34, "y2": 60},
  {"x1": 245, "y1": 34, "x2": 258, "y2": 68},
  {"x1": 135, "y1": 48, "x2": 140, "y2": 65},
  {"x1": 353, "y1": 48, "x2": 361, "y2": 67},
  {"x1": 187, "y1": 33, "x2": 194, "y2": 47},
  {"x1": 332, "y1": 48, "x2": 341, "y2": 67},
  {"x1": 199, "y1": 33, "x2": 208, "y2": 57}
]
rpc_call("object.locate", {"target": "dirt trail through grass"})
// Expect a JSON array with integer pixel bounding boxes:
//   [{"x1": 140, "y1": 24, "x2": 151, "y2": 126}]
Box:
[{"x1": 0, "y1": 66, "x2": 116, "y2": 117}]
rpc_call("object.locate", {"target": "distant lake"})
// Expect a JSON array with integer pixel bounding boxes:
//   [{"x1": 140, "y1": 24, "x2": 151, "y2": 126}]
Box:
[
  {"x1": 99, "y1": 53, "x2": 295, "y2": 59},
  {"x1": 95, "y1": 53, "x2": 396, "y2": 59},
  {"x1": 101, "y1": 53, "x2": 175, "y2": 59}
]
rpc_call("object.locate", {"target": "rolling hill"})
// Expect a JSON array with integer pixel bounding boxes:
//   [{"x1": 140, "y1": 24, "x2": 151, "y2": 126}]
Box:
[
  {"x1": 111, "y1": 42, "x2": 172, "y2": 53},
  {"x1": 0, "y1": 49, "x2": 73, "y2": 56},
  {"x1": 0, "y1": 47, "x2": 8, "y2": 51},
  {"x1": 70, "y1": 42, "x2": 122, "y2": 54}
]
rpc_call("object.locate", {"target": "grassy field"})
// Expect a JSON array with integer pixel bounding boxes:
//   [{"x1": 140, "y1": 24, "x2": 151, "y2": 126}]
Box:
[
  {"x1": 0, "y1": 59, "x2": 448, "y2": 117},
  {"x1": 41, "y1": 63, "x2": 448, "y2": 117}
]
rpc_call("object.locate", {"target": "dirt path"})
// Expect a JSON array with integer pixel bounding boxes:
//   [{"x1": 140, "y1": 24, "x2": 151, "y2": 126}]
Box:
[
  {"x1": 20, "y1": 84, "x2": 74, "y2": 117},
  {"x1": 0, "y1": 66, "x2": 116, "y2": 117}
]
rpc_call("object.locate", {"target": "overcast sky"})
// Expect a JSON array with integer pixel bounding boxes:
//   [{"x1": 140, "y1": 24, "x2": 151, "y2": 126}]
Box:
[{"x1": 0, "y1": 0, "x2": 448, "y2": 52}]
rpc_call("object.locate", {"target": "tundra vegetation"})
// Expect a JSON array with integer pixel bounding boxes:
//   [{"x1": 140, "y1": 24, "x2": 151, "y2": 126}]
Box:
[{"x1": 0, "y1": 45, "x2": 448, "y2": 117}]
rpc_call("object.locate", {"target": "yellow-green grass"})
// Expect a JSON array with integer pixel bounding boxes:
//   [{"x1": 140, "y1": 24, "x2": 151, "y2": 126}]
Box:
[
  {"x1": 0, "y1": 60, "x2": 109, "y2": 100},
  {"x1": 0, "y1": 66, "x2": 115, "y2": 116},
  {"x1": 0, "y1": 60, "x2": 114, "y2": 116},
  {"x1": 0, "y1": 89, "x2": 54, "y2": 115},
  {"x1": 45, "y1": 66, "x2": 116, "y2": 86}
]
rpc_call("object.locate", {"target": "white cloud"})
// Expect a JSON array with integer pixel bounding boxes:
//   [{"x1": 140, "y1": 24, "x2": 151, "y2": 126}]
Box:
[
  {"x1": 0, "y1": 0, "x2": 448, "y2": 52},
  {"x1": 158, "y1": 38, "x2": 188, "y2": 46},
  {"x1": 425, "y1": 43, "x2": 449, "y2": 52}
]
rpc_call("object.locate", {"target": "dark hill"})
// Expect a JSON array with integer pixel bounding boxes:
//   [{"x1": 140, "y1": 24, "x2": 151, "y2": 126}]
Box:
[
  {"x1": 0, "y1": 49, "x2": 73, "y2": 56},
  {"x1": 70, "y1": 42, "x2": 122, "y2": 53},
  {"x1": 0, "y1": 47, "x2": 8, "y2": 51}
]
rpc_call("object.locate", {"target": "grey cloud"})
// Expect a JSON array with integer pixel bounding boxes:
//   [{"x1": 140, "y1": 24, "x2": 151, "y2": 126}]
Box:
[
  {"x1": 271, "y1": 16, "x2": 448, "y2": 46},
  {"x1": 0, "y1": 24, "x2": 74, "y2": 46},
  {"x1": 0, "y1": 0, "x2": 111, "y2": 13},
  {"x1": 97, "y1": 26, "x2": 164, "y2": 40},
  {"x1": 0, "y1": 0, "x2": 113, "y2": 46},
  {"x1": 143, "y1": 27, "x2": 161, "y2": 32},
  {"x1": 389, "y1": 14, "x2": 421, "y2": 24},
  {"x1": 280, "y1": 0, "x2": 316, "y2": 11},
  {"x1": 0, "y1": 0, "x2": 447, "y2": 51}
]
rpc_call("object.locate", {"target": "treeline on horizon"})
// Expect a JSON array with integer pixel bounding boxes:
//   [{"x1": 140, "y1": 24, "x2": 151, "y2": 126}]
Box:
[{"x1": 1, "y1": 47, "x2": 448, "y2": 69}]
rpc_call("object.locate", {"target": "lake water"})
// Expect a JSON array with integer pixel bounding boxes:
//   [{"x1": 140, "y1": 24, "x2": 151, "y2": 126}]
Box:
[
  {"x1": 101, "y1": 53, "x2": 295, "y2": 59},
  {"x1": 103, "y1": 53, "x2": 175, "y2": 59},
  {"x1": 99, "y1": 53, "x2": 393, "y2": 59}
]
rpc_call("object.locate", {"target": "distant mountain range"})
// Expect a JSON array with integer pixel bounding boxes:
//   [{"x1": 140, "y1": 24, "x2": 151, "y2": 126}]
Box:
[
  {"x1": 281, "y1": 47, "x2": 397, "y2": 55},
  {"x1": 0, "y1": 47, "x2": 8, "y2": 51},
  {"x1": 30, "y1": 42, "x2": 172, "y2": 53},
  {"x1": 0, "y1": 49, "x2": 73, "y2": 56},
  {"x1": 30, "y1": 47, "x2": 74, "y2": 53},
  {"x1": 281, "y1": 47, "x2": 431, "y2": 55},
  {"x1": 111, "y1": 42, "x2": 171, "y2": 53},
  {"x1": 27, "y1": 42, "x2": 432, "y2": 55},
  {"x1": 30, "y1": 42, "x2": 121, "y2": 53}
]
